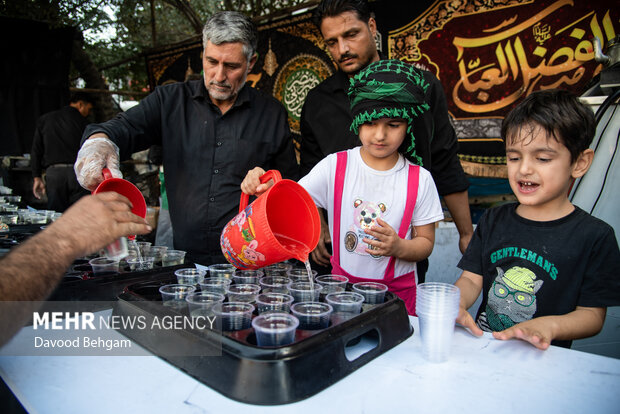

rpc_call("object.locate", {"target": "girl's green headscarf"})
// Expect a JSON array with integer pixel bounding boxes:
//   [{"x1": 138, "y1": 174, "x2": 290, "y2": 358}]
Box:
[{"x1": 348, "y1": 59, "x2": 430, "y2": 165}]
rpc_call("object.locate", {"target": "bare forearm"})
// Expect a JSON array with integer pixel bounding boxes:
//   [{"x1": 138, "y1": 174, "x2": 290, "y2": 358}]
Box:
[
  {"x1": 0, "y1": 226, "x2": 77, "y2": 301},
  {"x1": 0, "y1": 227, "x2": 77, "y2": 345},
  {"x1": 455, "y1": 271, "x2": 483, "y2": 310},
  {"x1": 395, "y1": 235, "x2": 434, "y2": 263},
  {"x1": 533, "y1": 307, "x2": 606, "y2": 341},
  {"x1": 443, "y1": 191, "x2": 473, "y2": 235}
]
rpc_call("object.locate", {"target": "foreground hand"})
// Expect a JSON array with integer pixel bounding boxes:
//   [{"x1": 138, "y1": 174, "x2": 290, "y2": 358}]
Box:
[
  {"x1": 493, "y1": 319, "x2": 552, "y2": 350},
  {"x1": 49, "y1": 193, "x2": 152, "y2": 258},
  {"x1": 74, "y1": 136, "x2": 122, "y2": 191},
  {"x1": 456, "y1": 307, "x2": 483, "y2": 337},
  {"x1": 240, "y1": 167, "x2": 275, "y2": 196},
  {"x1": 311, "y1": 210, "x2": 331, "y2": 266},
  {"x1": 362, "y1": 218, "x2": 401, "y2": 257},
  {"x1": 32, "y1": 177, "x2": 46, "y2": 199}
]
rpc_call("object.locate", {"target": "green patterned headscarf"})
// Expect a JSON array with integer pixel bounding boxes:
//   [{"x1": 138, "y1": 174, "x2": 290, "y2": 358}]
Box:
[{"x1": 348, "y1": 59, "x2": 430, "y2": 165}]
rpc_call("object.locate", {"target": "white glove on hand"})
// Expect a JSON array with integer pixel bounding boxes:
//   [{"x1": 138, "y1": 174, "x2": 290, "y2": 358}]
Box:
[{"x1": 74, "y1": 137, "x2": 123, "y2": 191}]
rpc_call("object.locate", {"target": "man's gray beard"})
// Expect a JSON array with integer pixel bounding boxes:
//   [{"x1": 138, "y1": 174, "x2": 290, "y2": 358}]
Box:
[{"x1": 205, "y1": 80, "x2": 246, "y2": 102}]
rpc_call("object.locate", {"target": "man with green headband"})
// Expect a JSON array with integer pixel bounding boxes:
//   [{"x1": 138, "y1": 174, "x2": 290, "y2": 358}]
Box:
[{"x1": 300, "y1": 0, "x2": 473, "y2": 278}]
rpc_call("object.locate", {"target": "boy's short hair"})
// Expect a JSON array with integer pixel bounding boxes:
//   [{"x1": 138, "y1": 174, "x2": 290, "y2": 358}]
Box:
[
  {"x1": 313, "y1": 0, "x2": 372, "y2": 29},
  {"x1": 501, "y1": 89, "x2": 596, "y2": 163}
]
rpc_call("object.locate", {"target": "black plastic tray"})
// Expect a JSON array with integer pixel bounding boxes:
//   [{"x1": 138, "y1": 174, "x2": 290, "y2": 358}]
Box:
[
  {"x1": 47, "y1": 261, "x2": 188, "y2": 303},
  {"x1": 114, "y1": 277, "x2": 413, "y2": 405}
]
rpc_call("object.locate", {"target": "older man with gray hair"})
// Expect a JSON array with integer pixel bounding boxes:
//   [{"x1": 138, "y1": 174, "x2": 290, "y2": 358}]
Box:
[{"x1": 74, "y1": 11, "x2": 298, "y2": 265}]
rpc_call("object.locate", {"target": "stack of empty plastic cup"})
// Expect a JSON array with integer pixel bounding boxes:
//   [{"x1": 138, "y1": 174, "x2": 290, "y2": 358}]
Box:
[{"x1": 415, "y1": 282, "x2": 461, "y2": 363}]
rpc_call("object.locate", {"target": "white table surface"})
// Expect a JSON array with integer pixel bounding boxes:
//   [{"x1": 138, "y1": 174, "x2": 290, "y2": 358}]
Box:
[{"x1": 1, "y1": 310, "x2": 619, "y2": 414}]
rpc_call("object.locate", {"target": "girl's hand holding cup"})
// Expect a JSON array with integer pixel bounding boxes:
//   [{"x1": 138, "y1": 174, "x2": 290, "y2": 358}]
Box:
[{"x1": 362, "y1": 218, "x2": 402, "y2": 257}]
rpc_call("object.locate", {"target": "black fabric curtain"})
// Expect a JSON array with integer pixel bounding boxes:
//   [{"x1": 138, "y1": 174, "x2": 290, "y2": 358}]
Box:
[{"x1": 0, "y1": 17, "x2": 75, "y2": 156}]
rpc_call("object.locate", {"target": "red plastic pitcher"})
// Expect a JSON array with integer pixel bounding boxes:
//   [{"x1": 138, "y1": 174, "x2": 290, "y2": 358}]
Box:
[
  {"x1": 220, "y1": 170, "x2": 320, "y2": 270},
  {"x1": 92, "y1": 168, "x2": 147, "y2": 241}
]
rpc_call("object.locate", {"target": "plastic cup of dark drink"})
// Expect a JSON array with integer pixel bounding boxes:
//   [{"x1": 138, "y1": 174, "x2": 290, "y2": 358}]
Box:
[
  {"x1": 287, "y1": 281, "x2": 322, "y2": 303},
  {"x1": 316, "y1": 274, "x2": 349, "y2": 295},
  {"x1": 226, "y1": 283, "x2": 261, "y2": 303},
  {"x1": 199, "y1": 277, "x2": 232, "y2": 295},
  {"x1": 149, "y1": 246, "x2": 168, "y2": 265},
  {"x1": 127, "y1": 256, "x2": 155, "y2": 271},
  {"x1": 256, "y1": 293, "x2": 294, "y2": 314},
  {"x1": 326, "y1": 292, "x2": 364, "y2": 314},
  {"x1": 159, "y1": 284, "x2": 196, "y2": 311},
  {"x1": 259, "y1": 276, "x2": 290, "y2": 294},
  {"x1": 352, "y1": 282, "x2": 388, "y2": 304},
  {"x1": 233, "y1": 269, "x2": 264, "y2": 285},
  {"x1": 286, "y1": 268, "x2": 318, "y2": 282},
  {"x1": 162, "y1": 249, "x2": 186, "y2": 266},
  {"x1": 208, "y1": 263, "x2": 235, "y2": 280},
  {"x1": 89, "y1": 257, "x2": 120, "y2": 275},
  {"x1": 261, "y1": 262, "x2": 292, "y2": 277},
  {"x1": 252, "y1": 313, "x2": 299, "y2": 347},
  {"x1": 290, "y1": 302, "x2": 332, "y2": 330},
  {"x1": 185, "y1": 291, "x2": 225, "y2": 319},
  {"x1": 213, "y1": 302, "x2": 255, "y2": 331}
]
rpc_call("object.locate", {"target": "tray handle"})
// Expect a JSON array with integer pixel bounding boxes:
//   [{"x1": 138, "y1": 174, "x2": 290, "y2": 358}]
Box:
[{"x1": 340, "y1": 324, "x2": 383, "y2": 368}]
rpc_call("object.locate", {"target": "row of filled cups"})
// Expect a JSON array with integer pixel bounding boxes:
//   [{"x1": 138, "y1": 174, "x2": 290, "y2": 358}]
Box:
[
  {"x1": 87, "y1": 248, "x2": 186, "y2": 275},
  {"x1": 0, "y1": 207, "x2": 61, "y2": 225},
  {"x1": 167, "y1": 266, "x2": 388, "y2": 304},
  {"x1": 0, "y1": 195, "x2": 21, "y2": 204},
  {"x1": 158, "y1": 266, "x2": 390, "y2": 343},
  {"x1": 124, "y1": 242, "x2": 186, "y2": 270}
]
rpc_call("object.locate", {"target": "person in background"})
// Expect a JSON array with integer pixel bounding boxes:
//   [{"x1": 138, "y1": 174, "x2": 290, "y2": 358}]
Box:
[
  {"x1": 0, "y1": 192, "x2": 152, "y2": 346},
  {"x1": 243, "y1": 60, "x2": 444, "y2": 314},
  {"x1": 300, "y1": 0, "x2": 472, "y2": 280},
  {"x1": 455, "y1": 90, "x2": 620, "y2": 350},
  {"x1": 73, "y1": 11, "x2": 298, "y2": 265},
  {"x1": 31, "y1": 92, "x2": 93, "y2": 212}
]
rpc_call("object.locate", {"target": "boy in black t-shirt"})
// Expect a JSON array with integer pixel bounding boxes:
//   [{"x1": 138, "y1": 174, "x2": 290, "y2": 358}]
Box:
[{"x1": 455, "y1": 90, "x2": 620, "y2": 350}]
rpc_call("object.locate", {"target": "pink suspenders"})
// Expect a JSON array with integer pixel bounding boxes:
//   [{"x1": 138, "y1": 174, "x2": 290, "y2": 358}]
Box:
[
  {"x1": 330, "y1": 151, "x2": 420, "y2": 314},
  {"x1": 331, "y1": 151, "x2": 419, "y2": 280}
]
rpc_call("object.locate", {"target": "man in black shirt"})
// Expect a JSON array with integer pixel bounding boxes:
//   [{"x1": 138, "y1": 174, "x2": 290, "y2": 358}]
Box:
[
  {"x1": 74, "y1": 12, "x2": 298, "y2": 265},
  {"x1": 31, "y1": 92, "x2": 92, "y2": 212},
  {"x1": 300, "y1": 0, "x2": 473, "y2": 278}
]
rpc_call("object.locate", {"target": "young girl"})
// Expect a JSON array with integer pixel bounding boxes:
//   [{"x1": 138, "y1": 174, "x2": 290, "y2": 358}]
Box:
[{"x1": 241, "y1": 60, "x2": 444, "y2": 314}]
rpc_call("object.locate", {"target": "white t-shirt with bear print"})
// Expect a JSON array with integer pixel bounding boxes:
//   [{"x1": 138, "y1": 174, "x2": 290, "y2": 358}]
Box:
[{"x1": 299, "y1": 147, "x2": 444, "y2": 280}]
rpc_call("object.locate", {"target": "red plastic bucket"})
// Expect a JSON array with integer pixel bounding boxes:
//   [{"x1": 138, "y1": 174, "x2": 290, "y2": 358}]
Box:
[
  {"x1": 220, "y1": 170, "x2": 320, "y2": 270},
  {"x1": 92, "y1": 168, "x2": 147, "y2": 240}
]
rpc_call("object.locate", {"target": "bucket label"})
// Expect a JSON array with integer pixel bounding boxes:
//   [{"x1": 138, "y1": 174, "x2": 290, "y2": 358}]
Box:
[{"x1": 221, "y1": 205, "x2": 267, "y2": 269}]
